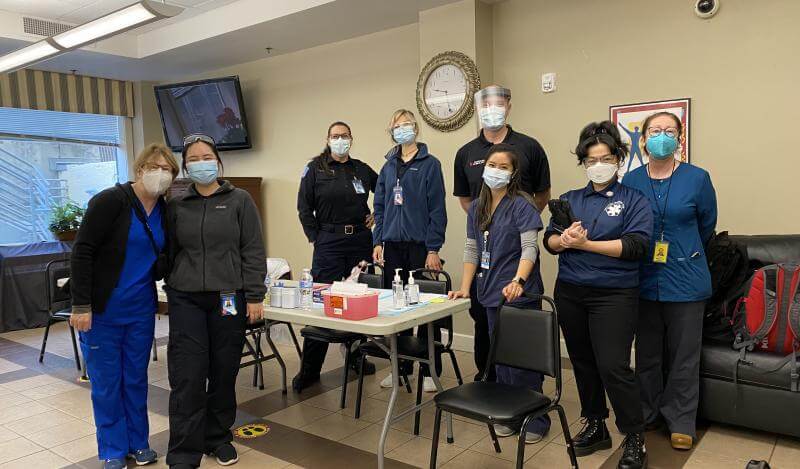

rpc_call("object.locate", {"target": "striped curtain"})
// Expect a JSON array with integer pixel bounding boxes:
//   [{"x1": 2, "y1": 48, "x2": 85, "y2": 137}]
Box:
[{"x1": 0, "y1": 69, "x2": 134, "y2": 118}]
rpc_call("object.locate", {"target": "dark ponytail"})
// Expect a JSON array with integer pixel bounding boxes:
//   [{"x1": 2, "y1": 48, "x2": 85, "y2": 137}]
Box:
[
  {"x1": 314, "y1": 121, "x2": 352, "y2": 175},
  {"x1": 573, "y1": 120, "x2": 629, "y2": 165}
]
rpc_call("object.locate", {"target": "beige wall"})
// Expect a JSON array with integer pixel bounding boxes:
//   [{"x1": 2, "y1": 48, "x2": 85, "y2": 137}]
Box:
[
  {"x1": 136, "y1": 0, "x2": 799, "y2": 339},
  {"x1": 493, "y1": 0, "x2": 800, "y2": 297}
]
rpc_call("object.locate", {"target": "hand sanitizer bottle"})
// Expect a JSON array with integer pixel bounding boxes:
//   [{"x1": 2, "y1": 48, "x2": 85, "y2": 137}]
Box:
[
  {"x1": 392, "y1": 268, "x2": 405, "y2": 309},
  {"x1": 405, "y1": 271, "x2": 419, "y2": 305}
]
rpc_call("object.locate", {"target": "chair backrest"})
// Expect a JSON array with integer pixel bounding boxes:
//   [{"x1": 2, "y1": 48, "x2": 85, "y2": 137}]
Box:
[
  {"x1": 45, "y1": 259, "x2": 71, "y2": 313},
  {"x1": 488, "y1": 294, "x2": 561, "y2": 392},
  {"x1": 358, "y1": 264, "x2": 384, "y2": 289},
  {"x1": 414, "y1": 269, "x2": 454, "y2": 336}
]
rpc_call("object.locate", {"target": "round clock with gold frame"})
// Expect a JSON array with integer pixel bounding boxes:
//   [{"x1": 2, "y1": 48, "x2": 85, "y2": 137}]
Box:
[{"x1": 416, "y1": 51, "x2": 481, "y2": 132}]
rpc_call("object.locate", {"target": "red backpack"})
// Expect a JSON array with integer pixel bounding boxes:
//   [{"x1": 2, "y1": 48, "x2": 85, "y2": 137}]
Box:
[{"x1": 732, "y1": 263, "x2": 800, "y2": 391}]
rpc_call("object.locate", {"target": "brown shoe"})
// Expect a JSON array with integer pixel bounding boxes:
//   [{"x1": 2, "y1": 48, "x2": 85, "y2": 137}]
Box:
[{"x1": 671, "y1": 433, "x2": 693, "y2": 450}]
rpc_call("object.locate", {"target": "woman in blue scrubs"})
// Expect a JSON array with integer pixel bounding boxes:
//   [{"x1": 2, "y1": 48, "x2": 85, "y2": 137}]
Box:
[
  {"x1": 544, "y1": 121, "x2": 652, "y2": 469},
  {"x1": 449, "y1": 143, "x2": 550, "y2": 443},
  {"x1": 622, "y1": 111, "x2": 717, "y2": 451},
  {"x1": 70, "y1": 144, "x2": 178, "y2": 469}
]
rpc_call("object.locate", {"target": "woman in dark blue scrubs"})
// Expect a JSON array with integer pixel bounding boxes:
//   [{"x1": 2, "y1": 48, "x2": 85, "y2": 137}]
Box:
[
  {"x1": 70, "y1": 144, "x2": 178, "y2": 469},
  {"x1": 544, "y1": 121, "x2": 652, "y2": 469},
  {"x1": 623, "y1": 112, "x2": 717, "y2": 451},
  {"x1": 449, "y1": 143, "x2": 550, "y2": 443}
]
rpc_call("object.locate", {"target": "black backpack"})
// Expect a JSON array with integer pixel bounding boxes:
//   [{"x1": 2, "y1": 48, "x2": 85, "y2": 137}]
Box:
[{"x1": 703, "y1": 231, "x2": 751, "y2": 343}]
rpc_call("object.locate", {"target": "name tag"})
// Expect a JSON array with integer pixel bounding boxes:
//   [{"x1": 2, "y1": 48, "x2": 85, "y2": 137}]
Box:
[
  {"x1": 653, "y1": 240, "x2": 669, "y2": 264},
  {"x1": 481, "y1": 250, "x2": 491, "y2": 270},
  {"x1": 221, "y1": 292, "x2": 238, "y2": 316},
  {"x1": 393, "y1": 184, "x2": 403, "y2": 205},
  {"x1": 352, "y1": 178, "x2": 365, "y2": 194}
]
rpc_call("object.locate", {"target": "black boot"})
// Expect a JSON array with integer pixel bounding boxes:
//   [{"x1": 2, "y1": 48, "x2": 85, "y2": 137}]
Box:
[
  {"x1": 573, "y1": 418, "x2": 612, "y2": 456},
  {"x1": 291, "y1": 370, "x2": 320, "y2": 392},
  {"x1": 350, "y1": 355, "x2": 376, "y2": 375},
  {"x1": 618, "y1": 433, "x2": 647, "y2": 469}
]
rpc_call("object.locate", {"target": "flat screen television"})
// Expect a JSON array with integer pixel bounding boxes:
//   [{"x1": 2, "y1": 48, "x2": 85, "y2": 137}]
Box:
[{"x1": 154, "y1": 76, "x2": 251, "y2": 152}]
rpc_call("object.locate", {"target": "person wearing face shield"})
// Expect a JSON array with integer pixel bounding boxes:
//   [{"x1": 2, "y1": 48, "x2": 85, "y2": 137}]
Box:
[
  {"x1": 69, "y1": 143, "x2": 179, "y2": 469},
  {"x1": 543, "y1": 121, "x2": 653, "y2": 469},
  {"x1": 449, "y1": 143, "x2": 550, "y2": 444},
  {"x1": 294, "y1": 122, "x2": 379, "y2": 391},
  {"x1": 622, "y1": 112, "x2": 717, "y2": 451},
  {"x1": 165, "y1": 135, "x2": 267, "y2": 468},
  {"x1": 453, "y1": 85, "x2": 552, "y2": 382}
]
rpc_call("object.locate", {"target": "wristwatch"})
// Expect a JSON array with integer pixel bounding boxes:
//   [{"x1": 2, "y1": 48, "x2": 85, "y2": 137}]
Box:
[{"x1": 513, "y1": 276, "x2": 526, "y2": 286}]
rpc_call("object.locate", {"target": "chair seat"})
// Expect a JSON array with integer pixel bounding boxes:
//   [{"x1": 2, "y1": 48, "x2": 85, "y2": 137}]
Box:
[
  {"x1": 300, "y1": 326, "x2": 362, "y2": 343},
  {"x1": 434, "y1": 381, "x2": 551, "y2": 423},
  {"x1": 52, "y1": 309, "x2": 72, "y2": 320},
  {"x1": 360, "y1": 336, "x2": 444, "y2": 359}
]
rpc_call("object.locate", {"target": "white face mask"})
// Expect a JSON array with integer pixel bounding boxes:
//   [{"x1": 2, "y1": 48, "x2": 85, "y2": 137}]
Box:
[
  {"x1": 585, "y1": 162, "x2": 619, "y2": 185},
  {"x1": 142, "y1": 169, "x2": 173, "y2": 196},
  {"x1": 482, "y1": 166, "x2": 512, "y2": 189},
  {"x1": 478, "y1": 105, "x2": 506, "y2": 130}
]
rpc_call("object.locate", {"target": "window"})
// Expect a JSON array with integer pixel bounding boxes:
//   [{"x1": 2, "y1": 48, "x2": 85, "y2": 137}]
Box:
[{"x1": 0, "y1": 108, "x2": 128, "y2": 244}]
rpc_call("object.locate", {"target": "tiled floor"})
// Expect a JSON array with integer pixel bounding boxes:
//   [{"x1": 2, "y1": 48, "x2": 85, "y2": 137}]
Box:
[{"x1": 0, "y1": 319, "x2": 797, "y2": 468}]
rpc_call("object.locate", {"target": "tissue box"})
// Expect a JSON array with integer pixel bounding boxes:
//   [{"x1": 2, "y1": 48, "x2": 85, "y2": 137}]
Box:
[{"x1": 322, "y1": 282, "x2": 378, "y2": 320}]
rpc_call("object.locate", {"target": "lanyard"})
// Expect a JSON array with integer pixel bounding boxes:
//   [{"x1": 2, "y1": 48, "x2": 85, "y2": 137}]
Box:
[{"x1": 646, "y1": 160, "x2": 676, "y2": 241}]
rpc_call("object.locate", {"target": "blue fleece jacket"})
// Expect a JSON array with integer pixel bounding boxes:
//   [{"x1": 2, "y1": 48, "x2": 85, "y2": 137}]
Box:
[{"x1": 373, "y1": 143, "x2": 447, "y2": 251}]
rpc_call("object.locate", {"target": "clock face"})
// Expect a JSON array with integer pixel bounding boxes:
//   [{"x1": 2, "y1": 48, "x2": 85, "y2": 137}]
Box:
[{"x1": 423, "y1": 64, "x2": 468, "y2": 120}]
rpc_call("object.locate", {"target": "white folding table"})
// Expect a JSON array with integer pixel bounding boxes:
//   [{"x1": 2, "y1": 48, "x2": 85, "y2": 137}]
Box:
[{"x1": 263, "y1": 295, "x2": 470, "y2": 469}]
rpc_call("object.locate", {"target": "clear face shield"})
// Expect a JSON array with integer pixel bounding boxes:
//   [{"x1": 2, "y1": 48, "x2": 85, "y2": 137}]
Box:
[{"x1": 474, "y1": 86, "x2": 511, "y2": 131}]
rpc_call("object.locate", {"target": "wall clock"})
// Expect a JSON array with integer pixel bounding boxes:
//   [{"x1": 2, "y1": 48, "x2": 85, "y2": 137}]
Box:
[{"x1": 416, "y1": 51, "x2": 481, "y2": 132}]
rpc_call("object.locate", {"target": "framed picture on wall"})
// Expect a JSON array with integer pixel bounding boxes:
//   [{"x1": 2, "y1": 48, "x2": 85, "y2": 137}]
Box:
[{"x1": 609, "y1": 98, "x2": 690, "y2": 178}]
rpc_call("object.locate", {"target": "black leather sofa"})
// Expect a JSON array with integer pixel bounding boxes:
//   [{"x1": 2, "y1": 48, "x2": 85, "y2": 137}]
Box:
[{"x1": 699, "y1": 234, "x2": 800, "y2": 437}]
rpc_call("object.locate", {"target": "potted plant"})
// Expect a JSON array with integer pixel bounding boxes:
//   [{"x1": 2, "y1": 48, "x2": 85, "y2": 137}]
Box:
[{"x1": 49, "y1": 201, "x2": 85, "y2": 242}]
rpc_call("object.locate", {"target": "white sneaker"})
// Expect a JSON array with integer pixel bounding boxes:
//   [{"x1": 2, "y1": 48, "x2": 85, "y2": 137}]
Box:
[
  {"x1": 524, "y1": 432, "x2": 544, "y2": 444},
  {"x1": 423, "y1": 377, "x2": 437, "y2": 392},
  {"x1": 380, "y1": 374, "x2": 394, "y2": 388},
  {"x1": 494, "y1": 424, "x2": 516, "y2": 437}
]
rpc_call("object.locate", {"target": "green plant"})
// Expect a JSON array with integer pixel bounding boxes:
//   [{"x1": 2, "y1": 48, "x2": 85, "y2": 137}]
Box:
[{"x1": 48, "y1": 201, "x2": 85, "y2": 234}]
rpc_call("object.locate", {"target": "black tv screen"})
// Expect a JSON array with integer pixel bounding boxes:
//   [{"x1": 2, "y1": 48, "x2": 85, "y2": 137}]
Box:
[{"x1": 154, "y1": 76, "x2": 251, "y2": 152}]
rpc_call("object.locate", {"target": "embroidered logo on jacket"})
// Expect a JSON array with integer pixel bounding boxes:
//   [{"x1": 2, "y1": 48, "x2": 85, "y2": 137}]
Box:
[{"x1": 604, "y1": 201, "x2": 625, "y2": 217}]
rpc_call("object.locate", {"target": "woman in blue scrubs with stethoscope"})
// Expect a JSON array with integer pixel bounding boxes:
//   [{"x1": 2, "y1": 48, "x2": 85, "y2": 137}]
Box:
[
  {"x1": 70, "y1": 144, "x2": 178, "y2": 469},
  {"x1": 449, "y1": 143, "x2": 550, "y2": 443}
]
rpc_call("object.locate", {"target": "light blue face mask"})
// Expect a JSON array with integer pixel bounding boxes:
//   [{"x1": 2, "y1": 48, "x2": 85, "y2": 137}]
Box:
[
  {"x1": 482, "y1": 166, "x2": 511, "y2": 189},
  {"x1": 392, "y1": 125, "x2": 416, "y2": 145},
  {"x1": 646, "y1": 133, "x2": 678, "y2": 160},
  {"x1": 186, "y1": 160, "x2": 219, "y2": 185},
  {"x1": 478, "y1": 105, "x2": 506, "y2": 130},
  {"x1": 329, "y1": 137, "x2": 351, "y2": 156}
]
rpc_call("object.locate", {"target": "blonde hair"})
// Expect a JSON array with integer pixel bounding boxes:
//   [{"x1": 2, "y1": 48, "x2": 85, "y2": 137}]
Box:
[
  {"x1": 133, "y1": 143, "x2": 180, "y2": 178},
  {"x1": 388, "y1": 109, "x2": 419, "y2": 142}
]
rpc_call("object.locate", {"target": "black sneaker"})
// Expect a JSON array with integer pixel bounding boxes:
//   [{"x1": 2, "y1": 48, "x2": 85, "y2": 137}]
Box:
[
  {"x1": 169, "y1": 465, "x2": 195, "y2": 469},
  {"x1": 572, "y1": 418, "x2": 612, "y2": 457},
  {"x1": 618, "y1": 433, "x2": 647, "y2": 469},
  {"x1": 350, "y1": 356, "x2": 376, "y2": 375},
  {"x1": 213, "y1": 442, "x2": 239, "y2": 466},
  {"x1": 291, "y1": 371, "x2": 320, "y2": 392}
]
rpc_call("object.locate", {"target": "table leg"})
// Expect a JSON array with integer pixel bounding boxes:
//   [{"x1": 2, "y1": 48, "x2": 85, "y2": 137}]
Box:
[
  {"x1": 377, "y1": 333, "x2": 399, "y2": 469},
  {"x1": 427, "y1": 322, "x2": 453, "y2": 443}
]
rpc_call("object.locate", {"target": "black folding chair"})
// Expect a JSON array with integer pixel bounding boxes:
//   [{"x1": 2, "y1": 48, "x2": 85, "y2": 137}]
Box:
[
  {"x1": 40, "y1": 259, "x2": 82, "y2": 373},
  {"x1": 354, "y1": 269, "x2": 464, "y2": 436},
  {"x1": 429, "y1": 293, "x2": 578, "y2": 469}
]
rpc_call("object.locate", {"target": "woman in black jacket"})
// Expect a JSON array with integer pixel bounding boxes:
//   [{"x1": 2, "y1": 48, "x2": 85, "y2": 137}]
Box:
[
  {"x1": 165, "y1": 134, "x2": 267, "y2": 469},
  {"x1": 70, "y1": 143, "x2": 179, "y2": 469}
]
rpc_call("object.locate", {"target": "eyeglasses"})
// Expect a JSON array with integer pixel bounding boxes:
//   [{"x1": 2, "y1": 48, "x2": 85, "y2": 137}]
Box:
[
  {"x1": 183, "y1": 134, "x2": 216, "y2": 147},
  {"x1": 329, "y1": 133, "x2": 351, "y2": 140},
  {"x1": 646, "y1": 127, "x2": 679, "y2": 138},
  {"x1": 583, "y1": 154, "x2": 618, "y2": 166},
  {"x1": 143, "y1": 163, "x2": 174, "y2": 172}
]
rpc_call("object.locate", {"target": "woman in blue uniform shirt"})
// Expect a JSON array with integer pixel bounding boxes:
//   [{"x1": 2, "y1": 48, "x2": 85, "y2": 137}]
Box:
[
  {"x1": 544, "y1": 122, "x2": 651, "y2": 469},
  {"x1": 70, "y1": 144, "x2": 179, "y2": 469},
  {"x1": 373, "y1": 109, "x2": 447, "y2": 392},
  {"x1": 449, "y1": 143, "x2": 550, "y2": 443},
  {"x1": 622, "y1": 111, "x2": 717, "y2": 451}
]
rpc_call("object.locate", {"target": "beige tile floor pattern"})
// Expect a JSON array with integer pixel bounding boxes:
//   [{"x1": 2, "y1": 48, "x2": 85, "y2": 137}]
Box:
[{"x1": 0, "y1": 320, "x2": 797, "y2": 468}]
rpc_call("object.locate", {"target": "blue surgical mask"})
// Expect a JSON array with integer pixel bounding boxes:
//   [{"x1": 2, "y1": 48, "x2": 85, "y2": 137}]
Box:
[
  {"x1": 478, "y1": 105, "x2": 506, "y2": 130},
  {"x1": 392, "y1": 125, "x2": 416, "y2": 145},
  {"x1": 646, "y1": 133, "x2": 678, "y2": 160},
  {"x1": 482, "y1": 167, "x2": 511, "y2": 189},
  {"x1": 186, "y1": 160, "x2": 219, "y2": 185},
  {"x1": 329, "y1": 137, "x2": 351, "y2": 156}
]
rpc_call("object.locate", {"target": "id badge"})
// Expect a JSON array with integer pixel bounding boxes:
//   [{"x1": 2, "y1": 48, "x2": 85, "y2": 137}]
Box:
[
  {"x1": 393, "y1": 184, "x2": 403, "y2": 206},
  {"x1": 653, "y1": 240, "x2": 669, "y2": 264},
  {"x1": 481, "y1": 251, "x2": 491, "y2": 270},
  {"x1": 221, "y1": 292, "x2": 238, "y2": 316},
  {"x1": 352, "y1": 178, "x2": 365, "y2": 194}
]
